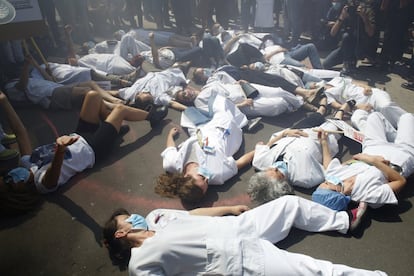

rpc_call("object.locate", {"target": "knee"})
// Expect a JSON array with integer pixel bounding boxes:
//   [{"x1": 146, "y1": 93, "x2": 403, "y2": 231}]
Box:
[
  {"x1": 85, "y1": 89, "x2": 100, "y2": 100},
  {"x1": 112, "y1": 103, "x2": 127, "y2": 114}
]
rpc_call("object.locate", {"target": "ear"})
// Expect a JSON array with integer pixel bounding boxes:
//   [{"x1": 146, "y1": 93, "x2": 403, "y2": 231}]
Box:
[{"x1": 114, "y1": 230, "x2": 127, "y2": 239}]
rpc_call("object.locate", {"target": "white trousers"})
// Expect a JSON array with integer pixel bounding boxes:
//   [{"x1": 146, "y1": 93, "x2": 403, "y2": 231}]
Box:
[
  {"x1": 351, "y1": 88, "x2": 407, "y2": 130},
  {"x1": 362, "y1": 112, "x2": 414, "y2": 177},
  {"x1": 245, "y1": 83, "x2": 303, "y2": 117},
  {"x1": 239, "y1": 196, "x2": 386, "y2": 275}
]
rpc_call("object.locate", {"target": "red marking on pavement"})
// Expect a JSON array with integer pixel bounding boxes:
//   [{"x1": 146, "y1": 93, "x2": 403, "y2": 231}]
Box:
[
  {"x1": 76, "y1": 178, "x2": 251, "y2": 211},
  {"x1": 40, "y1": 112, "x2": 60, "y2": 138}
]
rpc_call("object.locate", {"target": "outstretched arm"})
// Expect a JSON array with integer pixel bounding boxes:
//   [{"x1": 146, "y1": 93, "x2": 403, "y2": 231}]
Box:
[
  {"x1": 318, "y1": 130, "x2": 332, "y2": 170},
  {"x1": 169, "y1": 100, "x2": 187, "y2": 111},
  {"x1": 166, "y1": 127, "x2": 179, "y2": 148},
  {"x1": 189, "y1": 205, "x2": 249, "y2": 216},
  {"x1": 236, "y1": 150, "x2": 255, "y2": 169},
  {"x1": 42, "y1": 135, "x2": 79, "y2": 190},
  {"x1": 64, "y1": 25, "x2": 78, "y2": 65},
  {"x1": 149, "y1": 32, "x2": 161, "y2": 68}
]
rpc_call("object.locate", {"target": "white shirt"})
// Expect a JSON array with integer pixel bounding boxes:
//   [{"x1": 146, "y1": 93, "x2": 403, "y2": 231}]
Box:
[
  {"x1": 31, "y1": 63, "x2": 92, "y2": 85},
  {"x1": 141, "y1": 48, "x2": 175, "y2": 69},
  {"x1": 253, "y1": 123, "x2": 339, "y2": 188},
  {"x1": 198, "y1": 78, "x2": 302, "y2": 117},
  {"x1": 118, "y1": 68, "x2": 186, "y2": 106},
  {"x1": 5, "y1": 78, "x2": 62, "y2": 108},
  {"x1": 32, "y1": 134, "x2": 95, "y2": 193},
  {"x1": 78, "y1": 53, "x2": 135, "y2": 75},
  {"x1": 163, "y1": 96, "x2": 244, "y2": 185},
  {"x1": 263, "y1": 45, "x2": 286, "y2": 65},
  {"x1": 129, "y1": 209, "x2": 261, "y2": 276},
  {"x1": 325, "y1": 158, "x2": 397, "y2": 208}
]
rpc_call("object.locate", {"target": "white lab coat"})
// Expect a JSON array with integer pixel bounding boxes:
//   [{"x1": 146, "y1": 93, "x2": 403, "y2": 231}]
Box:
[
  {"x1": 253, "y1": 122, "x2": 340, "y2": 188},
  {"x1": 118, "y1": 68, "x2": 186, "y2": 106},
  {"x1": 163, "y1": 95, "x2": 244, "y2": 185},
  {"x1": 78, "y1": 53, "x2": 136, "y2": 75},
  {"x1": 129, "y1": 196, "x2": 386, "y2": 276},
  {"x1": 201, "y1": 73, "x2": 303, "y2": 117}
]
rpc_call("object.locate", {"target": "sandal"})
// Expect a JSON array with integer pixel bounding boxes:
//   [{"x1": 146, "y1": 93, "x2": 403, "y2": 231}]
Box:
[
  {"x1": 333, "y1": 109, "x2": 352, "y2": 120},
  {"x1": 302, "y1": 102, "x2": 318, "y2": 112},
  {"x1": 318, "y1": 104, "x2": 330, "y2": 116},
  {"x1": 307, "y1": 87, "x2": 326, "y2": 106}
]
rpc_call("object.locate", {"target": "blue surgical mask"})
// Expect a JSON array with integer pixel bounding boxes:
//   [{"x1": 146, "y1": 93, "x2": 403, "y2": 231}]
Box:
[
  {"x1": 6, "y1": 167, "x2": 31, "y2": 184},
  {"x1": 125, "y1": 214, "x2": 148, "y2": 230},
  {"x1": 198, "y1": 166, "x2": 212, "y2": 180},
  {"x1": 203, "y1": 68, "x2": 213, "y2": 78},
  {"x1": 272, "y1": 161, "x2": 288, "y2": 177},
  {"x1": 325, "y1": 175, "x2": 342, "y2": 185}
]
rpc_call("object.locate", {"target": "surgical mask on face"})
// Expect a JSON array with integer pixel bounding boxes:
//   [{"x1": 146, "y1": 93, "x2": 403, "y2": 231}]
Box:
[
  {"x1": 203, "y1": 68, "x2": 213, "y2": 78},
  {"x1": 197, "y1": 166, "x2": 212, "y2": 180},
  {"x1": 217, "y1": 26, "x2": 224, "y2": 33},
  {"x1": 5, "y1": 167, "x2": 31, "y2": 185},
  {"x1": 125, "y1": 214, "x2": 148, "y2": 230},
  {"x1": 325, "y1": 175, "x2": 342, "y2": 185},
  {"x1": 272, "y1": 161, "x2": 288, "y2": 177}
]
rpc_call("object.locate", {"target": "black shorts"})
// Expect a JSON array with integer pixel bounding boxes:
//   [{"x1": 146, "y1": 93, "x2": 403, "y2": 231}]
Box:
[{"x1": 75, "y1": 119, "x2": 117, "y2": 162}]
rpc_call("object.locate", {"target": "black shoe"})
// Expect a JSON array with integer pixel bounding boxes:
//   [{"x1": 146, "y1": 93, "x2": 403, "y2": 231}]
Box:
[
  {"x1": 118, "y1": 125, "x2": 130, "y2": 136},
  {"x1": 146, "y1": 105, "x2": 168, "y2": 128}
]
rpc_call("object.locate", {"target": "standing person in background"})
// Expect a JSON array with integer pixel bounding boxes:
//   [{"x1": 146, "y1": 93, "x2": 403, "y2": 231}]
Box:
[
  {"x1": 38, "y1": 0, "x2": 61, "y2": 47},
  {"x1": 170, "y1": 0, "x2": 193, "y2": 35},
  {"x1": 283, "y1": 0, "x2": 305, "y2": 45},
  {"x1": 240, "y1": 0, "x2": 256, "y2": 32},
  {"x1": 322, "y1": 0, "x2": 377, "y2": 75},
  {"x1": 125, "y1": 0, "x2": 143, "y2": 28}
]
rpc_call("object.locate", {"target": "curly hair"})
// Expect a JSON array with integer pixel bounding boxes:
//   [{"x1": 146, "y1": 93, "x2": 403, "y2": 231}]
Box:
[
  {"x1": 155, "y1": 172, "x2": 205, "y2": 203},
  {"x1": 247, "y1": 172, "x2": 295, "y2": 205},
  {"x1": 102, "y1": 208, "x2": 132, "y2": 269}
]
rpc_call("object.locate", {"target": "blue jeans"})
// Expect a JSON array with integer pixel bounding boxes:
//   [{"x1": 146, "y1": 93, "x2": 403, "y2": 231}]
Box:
[
  {"x1": 322, "y1": 32, "x2": 356, "y2": 69},
  {"x1": 283, "y1": 43, "x2": 323, "y2": 69}
]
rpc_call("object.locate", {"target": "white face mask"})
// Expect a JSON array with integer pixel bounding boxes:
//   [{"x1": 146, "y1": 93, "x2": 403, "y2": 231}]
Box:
[
  {"x1": 203, "y1": 68, "x2": 213, "y2": 78},
  {"x1": 271, "y1": 161, "x2": 288, "y2": 177},
  {"x1": 254, "y1": 62, "x2": 265, "y2": 71},
  {"x1": 217, "y1": 26, "x2": 224, "y2": 33}
]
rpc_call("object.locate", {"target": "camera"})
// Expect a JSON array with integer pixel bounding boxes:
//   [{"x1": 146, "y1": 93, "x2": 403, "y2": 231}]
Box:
[{"x1": 347, "y1": 0, "x2": 360, "y2": 16}]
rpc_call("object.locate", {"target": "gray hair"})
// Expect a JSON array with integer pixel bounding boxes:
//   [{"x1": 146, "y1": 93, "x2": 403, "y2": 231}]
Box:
[{"x1": 247, "y1": 172, "x2": 294, "y2": 205}]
